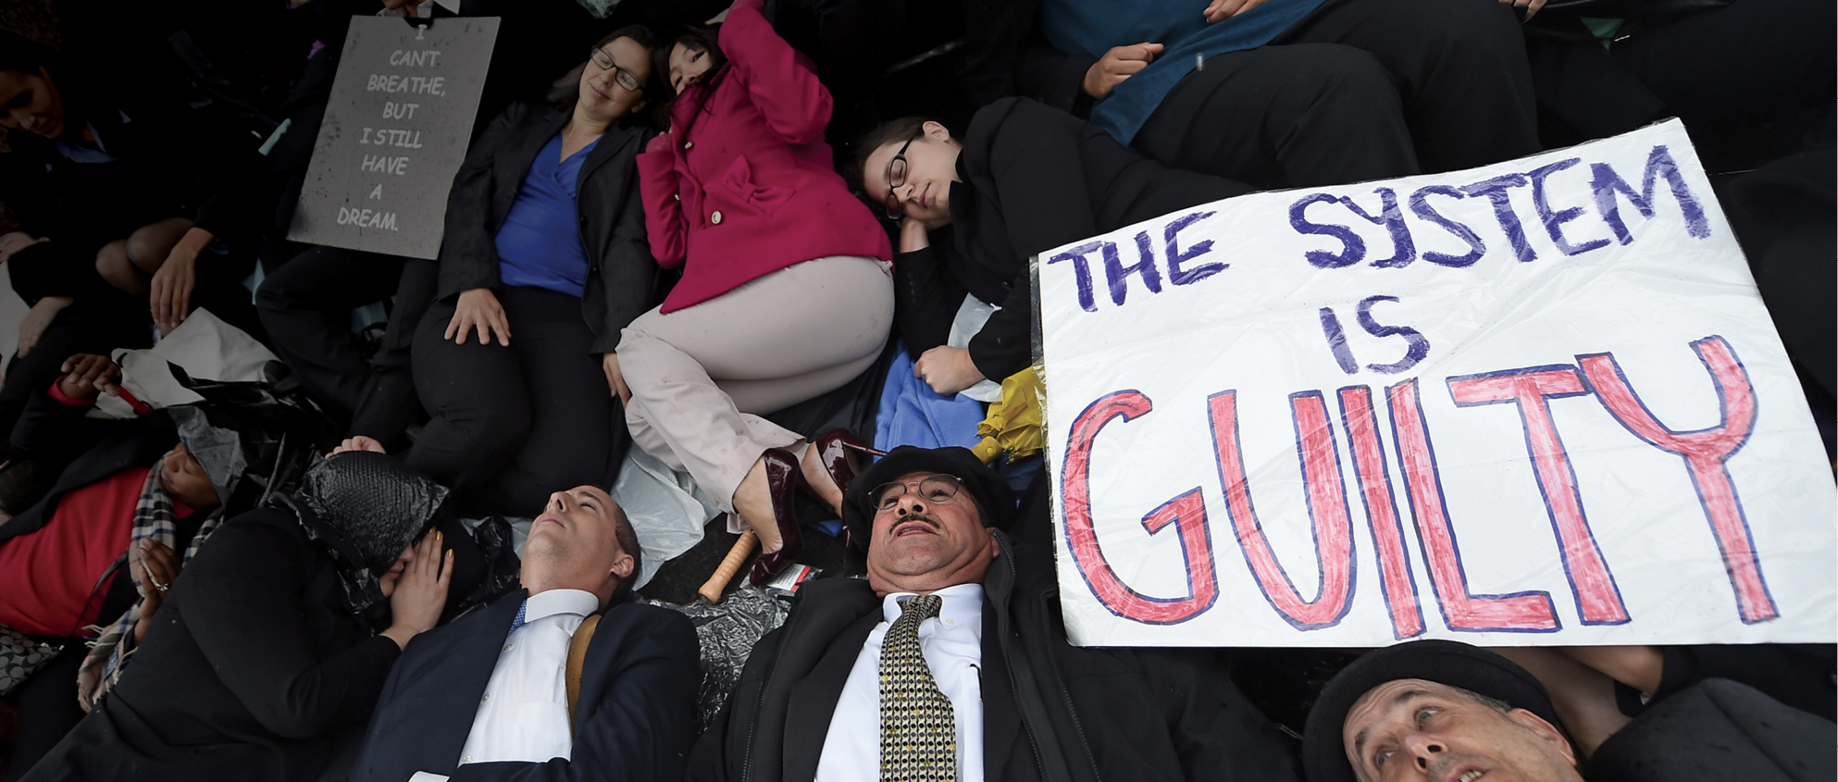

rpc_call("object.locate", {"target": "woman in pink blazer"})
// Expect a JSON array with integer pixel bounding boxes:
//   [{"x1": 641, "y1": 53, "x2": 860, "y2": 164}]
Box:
[{"x1": 613, "y1": 0, "x2": 893, "y2": 583}]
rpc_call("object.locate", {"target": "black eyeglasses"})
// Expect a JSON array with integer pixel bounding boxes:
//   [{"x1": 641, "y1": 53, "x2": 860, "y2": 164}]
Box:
[
  {"x1": 882, "y1": 130, "x2": 923, "y2": 221},
  {"x1": 588, "y1": 47, "x2": 643, "y2": 93},
  {"x1": 870, "y1": 474, "x2": 964, "y2": 511}
]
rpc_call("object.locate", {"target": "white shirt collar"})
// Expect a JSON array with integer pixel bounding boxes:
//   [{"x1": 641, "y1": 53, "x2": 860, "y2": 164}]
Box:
[
  {"x1": 522, "y1": 588, "x2": 600, "y2": 625},
  {"x1": 880, "y1": 583, "x2": 984, "y2": 638}
]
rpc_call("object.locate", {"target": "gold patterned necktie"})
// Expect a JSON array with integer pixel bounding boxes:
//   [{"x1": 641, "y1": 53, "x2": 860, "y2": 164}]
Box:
[{"x1": 879, "y1": 593, "x2": 957, "y2": 782}]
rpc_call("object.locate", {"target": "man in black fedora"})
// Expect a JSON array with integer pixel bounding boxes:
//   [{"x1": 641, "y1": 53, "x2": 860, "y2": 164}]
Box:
[
  {"x1": 1302, "y1": 639, "x2": 1835, "y2": 782},
  {"x1": 689, "y1": 445, "x2": 1298, "y2": 782}
]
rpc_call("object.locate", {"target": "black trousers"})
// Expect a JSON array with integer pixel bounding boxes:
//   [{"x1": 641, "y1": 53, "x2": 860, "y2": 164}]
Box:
[
  {"x1": 408, "y1": 286, "x2": 619, "y2": 517},
  {"x1": 255, "y1": 245, "x2": 405, "y2": 423},
  {"x1": 1612, "y1": 0, "x2": 1835, "y2": 157},
  {"x1": 1135, "y1": 0, "x2": 1540, "y2": 188}
]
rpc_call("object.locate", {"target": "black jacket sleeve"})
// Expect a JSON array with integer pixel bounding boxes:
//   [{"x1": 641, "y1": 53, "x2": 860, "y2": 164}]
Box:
[
  {"x1": 1655, "y1": 644, "x2": 1836, "y2": 722},
  {"x1": 1015, "y1": 36, "x2": 1098, "y2": 118},
  {"x1": 965, "y1": 280, "x2": 1034, "y2": 382},
  {"x1": 450, "y1": 607, "x2": 702, "y2": 782},
  {"x1": 178, "y1": 518, "x2": 403, "y2": 739},
  {"x1": 436, "y1": 102, "x2": 530, "y2": 302},
  {"x1": 892, "y1": 243, "x2": 967, "y2": 359},
  {"x1": 588, "y1": 136, "x2": 664, "y2": 355}
]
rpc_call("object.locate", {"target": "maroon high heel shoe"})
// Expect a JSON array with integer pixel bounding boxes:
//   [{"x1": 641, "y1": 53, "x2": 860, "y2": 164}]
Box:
[
  {"x1": 748, "y1": 448, "x2": 805, "y2": 585},
  {"x1": 810, "y1": 428, "x2": 886, "y2": 500}
]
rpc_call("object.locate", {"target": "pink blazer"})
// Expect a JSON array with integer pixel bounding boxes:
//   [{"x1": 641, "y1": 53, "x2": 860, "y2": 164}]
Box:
[{"x1": 635, "y1": 0, "x2": 891, "y2": 313}]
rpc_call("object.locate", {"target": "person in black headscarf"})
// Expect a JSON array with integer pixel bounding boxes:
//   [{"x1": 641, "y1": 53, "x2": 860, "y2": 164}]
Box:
[{"x1": 17, "y1": 452, "x2": 454, "y2": 782}]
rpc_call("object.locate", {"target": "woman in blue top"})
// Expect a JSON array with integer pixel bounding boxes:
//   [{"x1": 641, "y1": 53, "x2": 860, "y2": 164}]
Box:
[{"x1": 349, "y1": 27, "x2": 665, "y2": 516}]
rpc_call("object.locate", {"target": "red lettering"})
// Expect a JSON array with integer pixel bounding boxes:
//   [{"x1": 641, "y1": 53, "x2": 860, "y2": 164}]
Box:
[
  {"x1": 1208, "y1": 391, "x2": 1355, "y2": 629},
  {"x1": 1388, "y1": 378, "x2": 1560, "y2": 632},
  {"x1": 1578, "y1": 336, "x2": 1775, "y2": 623},
  {"x1": 1448, "y1": 366, "x2": 1629, "y2": 625},
  {"x1": 1061, "y1": 391, "x2": 1219, "y2": 624},
  {"x1": 1338, "y1": 386, "x2": 1426, "y2": 638}
]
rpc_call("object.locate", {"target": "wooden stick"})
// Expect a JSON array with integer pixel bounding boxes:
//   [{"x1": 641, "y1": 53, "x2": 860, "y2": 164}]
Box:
[{"x1": 698, "y1": 530, "x2": 758, "y2": 603}]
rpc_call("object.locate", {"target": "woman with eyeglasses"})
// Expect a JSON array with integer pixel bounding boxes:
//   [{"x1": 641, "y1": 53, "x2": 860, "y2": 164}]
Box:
[
  {"x1": 855, "y1": 98, "x2": 1255, "y2": 397},
  {"x1": 617, "y1": 0, "x2": 894, "y2": 585},
  {"x1": 384, "y1": 26, "x2": 667, "y2": 517}
]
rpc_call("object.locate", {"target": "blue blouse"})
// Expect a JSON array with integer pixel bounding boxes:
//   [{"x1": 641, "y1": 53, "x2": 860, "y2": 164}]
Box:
[
  {"x1": 1041, "y1": 0, "x2": 1329, "y2": 146},
  {"x1": 494, "y1": 133, "x2": 600, "y2": 298}
]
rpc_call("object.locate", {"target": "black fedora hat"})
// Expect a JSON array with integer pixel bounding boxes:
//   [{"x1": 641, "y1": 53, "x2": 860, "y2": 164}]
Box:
[
  {"x1": 841, "y1": 446, "x2": 1016, "y2": 551},
  {"x1": 1302, "y1": 640, "x2": 1563, "y2": 782}
]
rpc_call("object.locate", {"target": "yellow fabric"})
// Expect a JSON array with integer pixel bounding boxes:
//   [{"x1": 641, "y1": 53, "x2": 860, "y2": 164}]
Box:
[{"x1": 973, "y1": 367, "x2": 1044, "y2": 464}]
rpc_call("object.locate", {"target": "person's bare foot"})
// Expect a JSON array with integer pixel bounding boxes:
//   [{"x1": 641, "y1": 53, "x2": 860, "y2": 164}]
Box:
[
  {"x1": 733, "y1": 456, "x2": 782, "y2": 553},
  {"x1": 798, "y1": 443, "x2": 843, "y2": 516}
]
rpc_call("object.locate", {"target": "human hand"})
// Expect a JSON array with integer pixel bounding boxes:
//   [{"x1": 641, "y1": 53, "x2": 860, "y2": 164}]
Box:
[
  {"x1": 1503, "y1": 0, "x2": 1548, "y2": 20},
  {"x1": 1082, "y1": 43, "x2": 1164, "y2": 100},
  {"x1": 602, "y1": 353, "x2": 631, "y2": 406},
  {"x1": 914, "y1": 345, "x2": 986, "y2": 397},
  {"x1": 898, "y1": 217, "x2": 933, "y2": 254},
  {"x1": 381, "y1": 0, "x2": 431, "y2": 16},
  {"x1": 133, "y1": 539, "x2": 182, "y2": 644},
  {"x1": 149, "y1": 244, "x2": 199, "y2": 335},
  {"x1": 327, "y1": 435, "x2": 387, "y2": 458},
  {"x1": 445, "y1": 288, "x2": 511, "y2": 346},
  {"x1": 380, "y1": 529, "x2": 452, "y2": 650},
  {"x1": 18, "y1": 296, "x2": 73, "y2": 358},
  {"x1": 0, "y1": 232, "x2": 46, "y2": 264},
  {"x1": 58, "y1": 353, "x2": 121, "y2": 401},
  {"x1": 1204, "y1": 0, "x2": 1272, "y2": 21}
]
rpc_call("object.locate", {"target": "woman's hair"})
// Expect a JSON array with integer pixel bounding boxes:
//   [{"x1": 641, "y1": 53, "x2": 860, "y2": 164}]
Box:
[
  {"x1": 664, "y1": 24, "x2": 727, "y2": 97},
  {"x1": 849, "y1": 116, "x2": 935, "y2": 196},
  {"x1": 0, "y1": 29, "x2": 56, "y2": 77},
  {"x1": 546, "y1": 25, "x2": 669, "y2": 129}
]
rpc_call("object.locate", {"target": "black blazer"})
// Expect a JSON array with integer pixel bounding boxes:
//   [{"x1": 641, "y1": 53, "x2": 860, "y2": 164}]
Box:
[
  {"x1": 688, "y1": 481, "x2": 1298, "y2": 782},
  {"x1": 21, "y1": 509, "x2": 402, "y2": 782},
  {"x1": 435, "y1": 100, "x2": 661, "y2": 354},
  {"x1": 896, "y1": 98, "x2": 1253, "y2": 381},
  {"x1": 350, "y1": 591, "x2": 700, "y2": 782}
]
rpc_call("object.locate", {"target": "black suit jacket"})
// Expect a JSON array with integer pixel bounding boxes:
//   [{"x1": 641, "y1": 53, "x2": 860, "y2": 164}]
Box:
[
  {"x1": 433, "y1": 100, "x2": 661, "y2": 354},
  {"x1": 895, "y1": 98, "x2": 1253, "y2": 381},
  {"x1": 351, "y1": 590, "x2": 700, "y2": 782},
  {"x1": 689, "y1": 480, "x2": 1298, "y2": 782}
]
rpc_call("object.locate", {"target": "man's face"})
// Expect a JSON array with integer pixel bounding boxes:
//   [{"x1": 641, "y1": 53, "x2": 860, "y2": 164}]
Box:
[
  {"x1": 1341, "y1": 679, "x2": 1582, "y2": 782},
  {"x1": 523, "y1": 485, "x2": 634, "y2": 604},
  {"x1": 159, "y1": 443, "x2": 219, "y2": 508},
  {"x1": 0, "y1": 67, "x2": 66, "y2": 139},
  {"x1": 865, "y1": 471, "x2": 998, "y2": 595},
  {"x1": 861, "y1": 122, "x2": 960, "y2": 229}
]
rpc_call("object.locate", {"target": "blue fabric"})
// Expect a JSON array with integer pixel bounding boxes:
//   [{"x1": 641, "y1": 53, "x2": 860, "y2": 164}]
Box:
[
  {"x1": 1041, "y1": 0, "x2": 1328, "y2": 145},
  {"x1": 510, "y1": 600, "x2": 528, "y2": 631},
  {"x1": 494, "y1": 133, "x2": 599, "y2": 298},
  {"x1": 873, "y1": 341, "x2": 986, "y2": 454}
]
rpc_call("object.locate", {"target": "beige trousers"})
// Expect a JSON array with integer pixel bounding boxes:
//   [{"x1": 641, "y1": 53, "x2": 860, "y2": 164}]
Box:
[{"x1": 617, "y1": 256, "x2": 893, "y2": 511}]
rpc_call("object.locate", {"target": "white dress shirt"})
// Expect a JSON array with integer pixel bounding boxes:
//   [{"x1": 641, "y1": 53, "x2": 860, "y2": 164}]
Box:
[
  {"x1": 455, "y1": 588, "x2": 600, "y2": 766},
  {"x1": 815, "y1": 583, "x2": 985, "y2": 782}
]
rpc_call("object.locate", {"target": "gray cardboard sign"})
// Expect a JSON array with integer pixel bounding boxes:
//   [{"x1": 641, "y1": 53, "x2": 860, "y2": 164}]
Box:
[{"x1": 286, "y1": 16, "x2": 499, "y2": 259}]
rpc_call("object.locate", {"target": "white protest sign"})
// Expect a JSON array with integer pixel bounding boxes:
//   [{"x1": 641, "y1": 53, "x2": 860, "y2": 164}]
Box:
[
  {"x1": 287, "y1": 16, "x2": 498, "y2": 259},
  {"x1": 1038, "y1": 120, "x2": 1836, "y2": 648}
]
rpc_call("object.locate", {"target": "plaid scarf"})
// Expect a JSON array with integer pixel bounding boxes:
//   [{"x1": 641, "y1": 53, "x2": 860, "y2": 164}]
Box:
[{"x1": 75, "y1": 464, "x2": 223, "y2": 711}]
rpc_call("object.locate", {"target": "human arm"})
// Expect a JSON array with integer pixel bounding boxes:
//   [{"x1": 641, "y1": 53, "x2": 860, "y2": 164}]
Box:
[
  {"x1": 585, "y1": 136, "x2": 663, "y2": 356},
  {"x1": 148, "y1": 227, "x2": 213, "y2": 334},
  {"x1": 636, "y1": 133, "x2": 688, "y2": 269},
  {"x1": 435, "y1": 103, "x2": 529, "y2": 303},
  {"x1": 1015, "y1": 37, "x2": 1102, "y2": 117},
  {"x1": 1568, "y1": 644, "x2": 1837, "y2": 720},
  {"x1": 720, "y1": 0, "x2": 833, "y2": 145},
  {"x1": 17, "y1": 295, "x2": 74, "y2": 358},
  {"x1": 602, "y1": 354, "x2": 631, "y2": 406},
  {"x1": 1203, "y1": 0, "x2": 1271, "y2": 22},
  {"x1": 447, "y1": 607, "x2": 702, "y2": 782},
  {"x1": 54, "y1": 353, "x2": 122, "y2": 403},
  {"x1": 178, "y1": 518, "x2": 440, "y2": 739}
]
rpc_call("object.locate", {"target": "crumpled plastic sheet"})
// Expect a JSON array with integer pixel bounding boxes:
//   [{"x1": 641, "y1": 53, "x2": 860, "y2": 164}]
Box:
[{"x1": 650, "y1": 586, "x2": 792, "y2": 730}]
